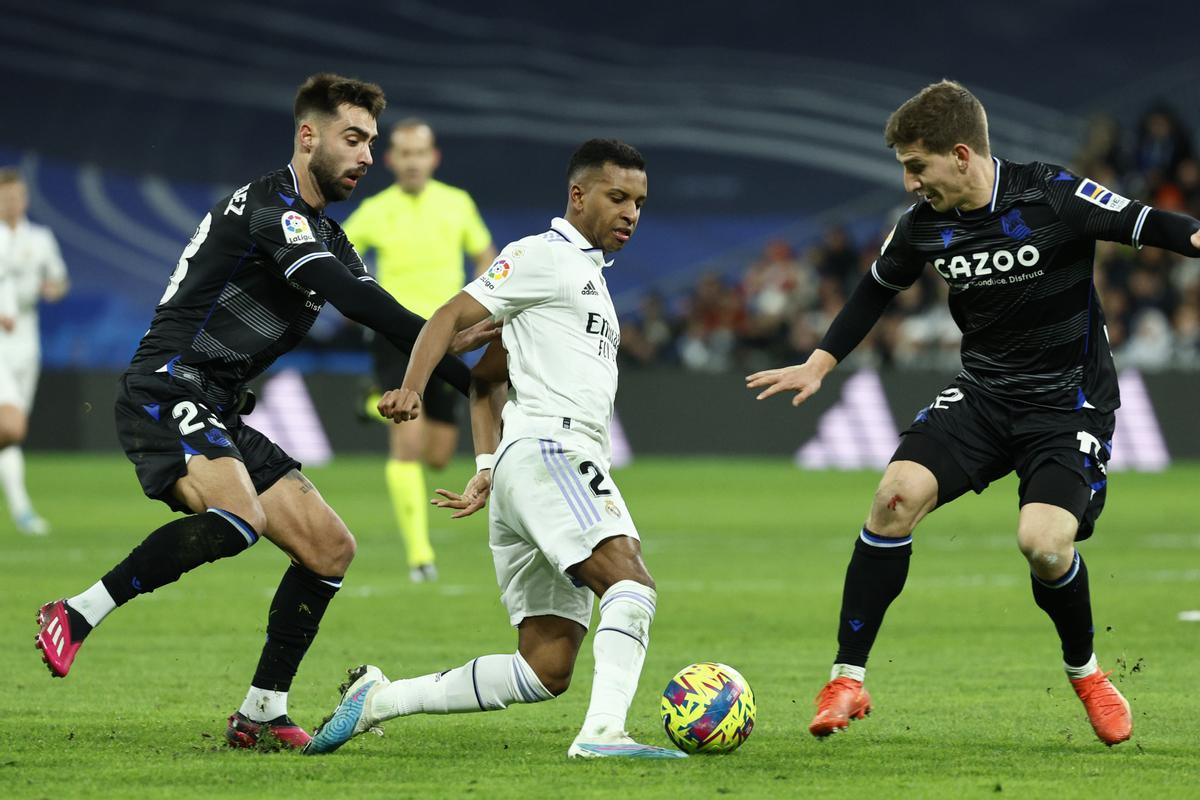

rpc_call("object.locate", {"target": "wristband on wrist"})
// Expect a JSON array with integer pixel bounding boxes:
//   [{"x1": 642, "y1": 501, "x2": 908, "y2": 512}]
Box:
[{"x1": 475, "y1": 453, "x2": 495, "y2": 472}]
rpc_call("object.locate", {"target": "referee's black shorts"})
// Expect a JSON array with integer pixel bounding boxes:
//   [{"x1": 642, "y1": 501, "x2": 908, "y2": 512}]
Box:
[
  {"x1": 370, "y1": 335, "x2": 462, "y2": 425},
  {"x1": 891, "y1": 381, "x2": 1114, "y2": 540}
]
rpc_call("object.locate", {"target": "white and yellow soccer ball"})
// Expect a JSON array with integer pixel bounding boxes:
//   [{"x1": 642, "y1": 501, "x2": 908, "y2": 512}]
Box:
[{"x1": 661, "y1": 662, "x2": 756, "y2": 754}]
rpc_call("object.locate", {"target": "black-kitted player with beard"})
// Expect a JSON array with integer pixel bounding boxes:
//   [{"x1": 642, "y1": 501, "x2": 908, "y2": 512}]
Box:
[{"x1": 34, "y1": 73, "x2": 496, "y2": 749}]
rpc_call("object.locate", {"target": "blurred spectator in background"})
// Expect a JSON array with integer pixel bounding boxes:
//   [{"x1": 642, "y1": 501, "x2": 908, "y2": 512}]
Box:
[
  {"x1": 1075, "y1": 114, "x2": 1125, "y2": 178},
  {"x1": 341, "y1": 119, "x2": 495, "y2": 583},
  {"x1": 1134, "y1": 106, "x2": 1192, "y2": 189},
  {"x1": 0, "y1": 168, "x2": 69, "y2": 535},
  {"x1": 816, "y1": 224, "x2": 857, "y2": 283},
  {"x1": 678, "y1": 271, "x2": 742, "y2": 372},
  {"x1": 620, "y1": 290, "x2": 677, "y2": 366}
]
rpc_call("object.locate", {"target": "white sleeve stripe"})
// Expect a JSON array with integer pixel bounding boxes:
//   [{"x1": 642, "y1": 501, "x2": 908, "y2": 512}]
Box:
[
  {"x1": 283, "y1": 250, "x2": 335, "y2": 278},
  {"x1": 871, "y1": 261, "x2": 909, "y2": 292},
  {"x1": 358, "y1": 274, "x2": 376, "y2": 283},
  {"x1": 1131, "y1": 205, "x2": 1151, "y2": 249}
]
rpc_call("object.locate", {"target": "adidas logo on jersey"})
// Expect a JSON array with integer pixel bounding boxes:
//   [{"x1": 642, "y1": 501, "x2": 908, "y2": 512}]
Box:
[{"x1": 581, "y1": 281, "x2": 599, "y2": 296}]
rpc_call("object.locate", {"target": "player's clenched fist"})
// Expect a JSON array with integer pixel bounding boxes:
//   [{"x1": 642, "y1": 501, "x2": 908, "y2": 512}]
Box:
[{"x1": 378, "y1": 387, "x2": 422, "y2": 422}]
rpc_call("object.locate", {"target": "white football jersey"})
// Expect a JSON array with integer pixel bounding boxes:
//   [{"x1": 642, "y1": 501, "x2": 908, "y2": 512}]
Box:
[
  {"x1": 464, "y1": 217, "x2": 620, "y2": 462},
  {"x1": 0, "y1": 219, "x2": 68, "y2": 345}
]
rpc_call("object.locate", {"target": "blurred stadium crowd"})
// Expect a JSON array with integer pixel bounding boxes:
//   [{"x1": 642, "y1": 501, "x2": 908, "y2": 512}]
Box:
[{"x1": 619, "y1": 104, "x2": 1200, "y2": 374}]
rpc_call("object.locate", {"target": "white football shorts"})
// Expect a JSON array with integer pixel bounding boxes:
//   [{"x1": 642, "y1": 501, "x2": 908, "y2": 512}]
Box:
[
  {"x1": 0, "y1": 339, "x2": 38, "y2": 411},
  {"x1": 488, "y1": 436, "x2": 640, "y2": 629}
]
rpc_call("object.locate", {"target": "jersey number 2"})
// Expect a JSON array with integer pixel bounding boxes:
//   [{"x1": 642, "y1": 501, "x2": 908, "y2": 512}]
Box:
[
  {"x1": 173, "y1": 401, "x2": 226, "y2": 435},
  {"x1": 578, "y1": 461, "x2": 612, "y2": 497}
]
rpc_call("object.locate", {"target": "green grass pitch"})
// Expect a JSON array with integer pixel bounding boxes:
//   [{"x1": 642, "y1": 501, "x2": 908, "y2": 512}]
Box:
[{"x1": 2, "y1": 454, "x2": 1196, "y2": 798}]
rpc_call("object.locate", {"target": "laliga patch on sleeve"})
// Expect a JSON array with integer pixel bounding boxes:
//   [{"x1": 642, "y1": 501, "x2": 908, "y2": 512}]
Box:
[
  {"x1": 1074, "y1": 179, "x2": 1131, "y2": 212},
  {"x1": 281, "y1": 211, "x2": 316, "y2": 244},
  {"x1": 478, "y1": 257, "x2": 513, "y2": 291}
]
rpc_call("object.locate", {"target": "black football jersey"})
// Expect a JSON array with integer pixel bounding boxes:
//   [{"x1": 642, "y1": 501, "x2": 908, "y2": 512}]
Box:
[
  {"x1": 129, "y1": 165, "x2": 369, "y2": 409},
  {"x1": 874, "y1": 158, "x2": 1150, "y2": 413}
]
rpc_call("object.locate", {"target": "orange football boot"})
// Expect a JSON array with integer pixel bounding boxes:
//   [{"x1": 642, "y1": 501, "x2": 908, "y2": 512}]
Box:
[
  {"x1": 1070, "y1": 668, "x2": 1132, "y2": 746},
  {"x1": 809, "y1": 677, "x2": 872, "y2": 737}
]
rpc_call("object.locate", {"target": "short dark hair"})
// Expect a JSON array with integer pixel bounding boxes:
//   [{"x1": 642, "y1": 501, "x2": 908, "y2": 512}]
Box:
[
  {"x1": 0, "y1": 167, "x2": 23, "y2": 185},
  {"x1": 567, "y1": 139, "x2": 645, "y2": 184},
  {"x1": 884, "y1": 79, "x2": 990, "y2": 156},
  {"x1": 294, "y1": 73, "x2": 387, "y2": 127}
]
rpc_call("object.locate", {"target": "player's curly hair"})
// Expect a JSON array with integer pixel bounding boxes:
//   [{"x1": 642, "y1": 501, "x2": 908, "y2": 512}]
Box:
[
  {"x1": 885, "y1": 79, "x2": 990, "y2": 156},
  {"x1": 294, "y1": 73, "x2": 387, "y2": 125},
  {"x1": 567, "y1": 139, "x2": 646, "y2": 184}
]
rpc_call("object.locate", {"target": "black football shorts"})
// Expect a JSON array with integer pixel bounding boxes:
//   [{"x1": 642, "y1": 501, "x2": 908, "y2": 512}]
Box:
[
  {"x1": 114, "y1": 372, "x2": 300, "y2": 513},
  {"x1": 892, "y1": 381, "x2": 1114, "y2": 540}
]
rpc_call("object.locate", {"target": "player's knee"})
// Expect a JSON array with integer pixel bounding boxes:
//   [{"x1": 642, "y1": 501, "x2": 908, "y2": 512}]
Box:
[
  {"x1": 1017, "y1": 527, "x2": 1074, "y2": 577},
  {"x1": 531, "y1": 661, "x2": 573, "y2": 697},
  {"x1": 593, "y1": 569, "x2": 656, "y2": 597},
  {"x1": 316, "y1": 523, "x2": 357, "y2": 574},
  {"x1": 0, "y1": 416, "x2": 26, "y2": 446},
  {"x1": 1021, "y1": 544, "x2": 1073, "y2": 579},
  {"x1": 425, "y1": 451, "x2": 452, "y2": 471},
  {"x1": 868, "y1": 480, "x2": 930, "y2": 536},
  {"x1": 230, "y1": 501, "x2": 268, "y2": 536}
]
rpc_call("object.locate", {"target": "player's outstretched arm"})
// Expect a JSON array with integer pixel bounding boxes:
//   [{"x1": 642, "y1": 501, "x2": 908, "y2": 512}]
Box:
[
  {"x1": 290, "y1": 256, "x2": 493, "y2": 395},
  {"x1": 746, "y1": 271, "x2": 899, "y2": 407},
  {"x1": 1138, "y1": 208, "x2": 1200, "y2": 256},
  {"x1": 379, "y1": 291, "x2": 493, "y2": 423}
]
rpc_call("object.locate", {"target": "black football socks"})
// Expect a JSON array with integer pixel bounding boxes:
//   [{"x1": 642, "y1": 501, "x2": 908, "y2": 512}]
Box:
[
  {"x1": 1031, "y1": 551, "x2": 1094, "y2": 668},
  {"x1": 101, "y1": 508, "x2": 257, "y2": 603},
  {"x1": 833, "y1": 528, "x2": 913, "y2": 669},
  {"x1": 67, "y1": 509, "x2": 259, "y2": 639},
  {"x1": 250, "y1": 562, "x2": 342, "y2": 692}
]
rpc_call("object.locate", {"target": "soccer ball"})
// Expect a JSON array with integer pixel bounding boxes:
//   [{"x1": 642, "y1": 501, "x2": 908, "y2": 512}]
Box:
[{"x1": 661, "y1": 662, "x2": 756, "y2": 754}]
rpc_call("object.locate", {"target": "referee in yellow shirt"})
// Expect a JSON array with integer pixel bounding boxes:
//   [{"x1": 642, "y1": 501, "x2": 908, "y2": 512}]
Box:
[{"x1": 343, "y1": 119, "x2": 496, "y2": 582}]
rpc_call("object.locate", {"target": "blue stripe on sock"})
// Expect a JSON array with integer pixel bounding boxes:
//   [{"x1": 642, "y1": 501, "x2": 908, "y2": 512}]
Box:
[
  {"x1": 599, "y1": 590, "x2": 656, "y2": 616},
  {"x1": 470, "y1": 658, "x2": 485, "y2": 711},
  {"x1": 595, "y1": 626, "x2": 647, "y2": 649},
  {"x1": 1034, "y1": 552, "x2": 1081, "y2": 589},
  {"x1": 206, "y1": 507, "x2": 258, "y2": 546},
  {"x1": 859, "y1": 527, "x2": 912, "y2": 548},
  {"x1": 512, "y1": 659, "x2": 539, "y2": 702}
]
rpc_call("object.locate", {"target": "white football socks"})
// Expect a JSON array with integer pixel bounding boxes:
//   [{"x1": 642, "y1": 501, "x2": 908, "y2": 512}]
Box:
[
  {"x1": 371, "y1": 652, "x2": 552, "y2": 720},
  {"x1": 1065, "y1": 653, "x2": 1099, "y2": 680},
  {"x1": 578, "y1": 580, "x2": 657, "y2": 739},
  {"x1": 831, "y1": 663, "x2": 866, "y2": 683},
  {"x1": 0, "y1": 445, "x2": 32, "y2": 518},
  {"x1": 239, "y1": 687, "x2": 289, "y2": 722},
  {"x1": 67, "y1": 581, "x2": 117, "y2": 628}
]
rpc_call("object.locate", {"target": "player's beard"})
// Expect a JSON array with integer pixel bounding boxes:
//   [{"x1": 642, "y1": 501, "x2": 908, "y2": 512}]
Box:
[{"x1": 310, "y1": 145, "x2": 357, "y2": 203}]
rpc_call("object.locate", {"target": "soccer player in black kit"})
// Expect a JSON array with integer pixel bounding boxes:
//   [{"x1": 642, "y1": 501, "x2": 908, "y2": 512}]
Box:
[
  {"x1": 748, "y1": 81, "x2": 1200, "y2": 746},
  {"x1": 34, "y1": 73, "x2": 495, "y2": 749}
]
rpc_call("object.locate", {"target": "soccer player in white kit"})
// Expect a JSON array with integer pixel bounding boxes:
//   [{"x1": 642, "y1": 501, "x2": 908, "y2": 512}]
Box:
[
  {"x1": 0, "y1": 168, "x2": 69, "y2": 535},
  {"x1": 306, "y1": 139, "x2": 683, "y2": 759}
]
